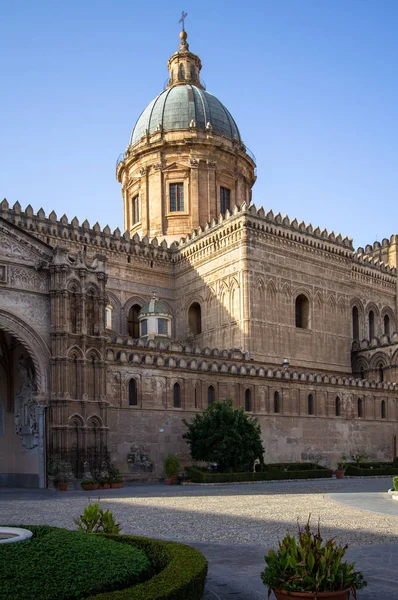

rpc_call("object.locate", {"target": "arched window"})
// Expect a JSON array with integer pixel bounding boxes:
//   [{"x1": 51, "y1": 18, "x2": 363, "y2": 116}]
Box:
[
  {"x1": 245, "y1": 389, "x2": 252, "y2": 412},
  {"x1": 128, "y1": 304, "x2": 141, "y2": 338},
  {"x1": 190, "y1": 65, "x2": 195, "y2": 80},
  {"x1": 178, "y1": 64, "x2": 185, "y2": 80},
  {"x1": 352, "y1": 306, "x2": 359, "y2": 340},
  {"x1": 105, "y1": 305, "x2": 113, "y2": 329},
  {"x1": 384, "y1": 314, "x2": 390, "y2": 336},
  {"x1": 70, "y1": 291, "x2": 78, "y2": 333},
  {"x1": 368, "y1": 310, "x2": 375, "y2": 340},
  {"x1": 86, "y1": 290, "x2": 95, "y2": 335},
  {"x1": 173, "y1": 382, "x2": 181, "y2": 408},
  {"x1": 381, "y1": 400, "x2": 386, "y2": 419},
  {"x1": 295, "y1": 294, "x2": 309, "y2": 329},
  {"x1": 360, "y1": 366, "x2": 365, "y2": 380},
  {"x1": 274, "y1": 391, "x2": 280, "y2": 414},
  {"x1": 308, "y1": 394, "x2": 314, "y2": 415},
  {"x1": 129, "y1": 379, "x2": 137, "y2": 406},
  {"x1": 358, "y1": 397, "x2": 363, "y2": 418},
  {"x1": 335, "y1": 396, "x2": 341, "y2": 417},
  {"x1": 188, "y1": 302, "x2": 202, "y2": 336},
  {"x1": 208, "y1": 385, "x2": 215, "y2": 405},
  {"x1": 378, "y1": 363, "x2": 384, "y2": 382}
]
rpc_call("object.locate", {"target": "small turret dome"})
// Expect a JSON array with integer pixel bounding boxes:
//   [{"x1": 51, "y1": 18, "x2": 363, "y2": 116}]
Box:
[
  {"x1": 130, "y1": 85, "x2": 241, "y2": 147},
  {"x1": 139, "y1": 296, "x2": 172, "y2": 316}
]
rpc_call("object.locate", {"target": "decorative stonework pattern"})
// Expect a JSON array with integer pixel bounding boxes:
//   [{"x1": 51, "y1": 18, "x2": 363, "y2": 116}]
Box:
[{"x1": 9, "y1": 266, "x2": 48, "y2": 293}]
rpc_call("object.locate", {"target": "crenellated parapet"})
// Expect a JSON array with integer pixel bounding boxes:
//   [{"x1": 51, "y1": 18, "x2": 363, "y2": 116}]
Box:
[
  {"x1": 107, "y1": 335, "x2": 398, "y2": 391},
  {"x1": 0, "y1": 199, "x2": 173, "y2": 263},
  {"x1": 2, "y1": 197, "x2": 397, "y2": 284}
]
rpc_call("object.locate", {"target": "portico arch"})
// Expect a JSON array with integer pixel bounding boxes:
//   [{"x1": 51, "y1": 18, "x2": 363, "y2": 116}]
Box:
[
  {"x1": 0, "y1": 310, "x2": 50, "y2": 397},
  {"x1": 0, "y1": 310, "x2": 50, "y2": 488}
]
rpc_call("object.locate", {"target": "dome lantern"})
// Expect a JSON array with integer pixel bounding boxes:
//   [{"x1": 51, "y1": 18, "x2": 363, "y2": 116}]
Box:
[{"x1": 166, "y1": 28, "x2": 204, "y2": 89}]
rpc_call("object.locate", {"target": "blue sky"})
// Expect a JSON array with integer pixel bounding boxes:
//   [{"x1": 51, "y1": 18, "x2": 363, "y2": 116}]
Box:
[{"x1": 0, "y1": 0, "x2": 397, "y2": 249}]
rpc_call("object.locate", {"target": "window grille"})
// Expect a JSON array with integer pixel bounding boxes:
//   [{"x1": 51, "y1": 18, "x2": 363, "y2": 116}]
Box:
[
  {"x1": 169, "y1": 183, "x2": 184, "y2": 211},
  {"x1": 220, "y1": 187, "x2": 230, "y2": 214},
  {"x1": 132, "y1": 195, "x2": 140, "y2": 224},
  {"x1": 129, "y1": 379, "x2": 137, "y2": 406},
  {"x1": 208, "y1": 385, "x2": 215, "y2": 405},
  {"x1": 141, "y1": 319, "x2": 148, "y2": 336},
  {"x1": 173, "y1": 383, "x2": 181, "y2": 408},
  {"x1": 245, "y1": 389, "x2": 252, "y2": 412},
  {"x1": 158, "y1": 318, "x2": 168, "y2": 335}
]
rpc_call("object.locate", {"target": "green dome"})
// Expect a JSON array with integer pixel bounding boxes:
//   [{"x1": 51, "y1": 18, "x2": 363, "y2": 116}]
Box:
[
  {"x1": 130, "y1": 84, "x2": 241, "y2": 146},
  {"x1": 139, "y1": 297, "x2": 172, "y2": 316}
]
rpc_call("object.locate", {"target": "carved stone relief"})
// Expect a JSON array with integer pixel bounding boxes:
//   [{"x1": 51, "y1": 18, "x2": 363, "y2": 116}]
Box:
[
  {"x1": 9, "y1": 266, "x2": 48, "y2": 293},
  {"x1": 14, "y1": 357, "x2": 39, "y2": 450}
]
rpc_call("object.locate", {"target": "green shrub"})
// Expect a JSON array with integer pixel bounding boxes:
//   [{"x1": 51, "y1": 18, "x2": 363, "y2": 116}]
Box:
[
  {"x1": 393, "y1": 476, "x2": 398, "y2": 491},
  {"x1": 0, "y1": 526, "x2": 151, "y2": 599},
  {"x1": 186, "y1": 468, "x2": 332, "y2": 483},
  {"x1": 91, "y1": 535, "x2": 208, "y2": 600},
  {"x1": 345, "y1": 465, "x2": 398, "y2": 477},
  {"x1": 74, "y1": 502, "x2": 120, "y2": 534},
  {"x1": 164, "y1": 454, "x2": 181, "y2": 477},
  {"x1": 185, "y1": 466, "x2": 206, "y2": 482},
  {"x1": 261, "y1": 518, "x2": 367, "y2": 595},
  {"x1": 183, "y1": 398, "x2": 264, "y2": 472},
  {"x1": 1, "y1": 526, "x2": 208, "y2": 600},
  {"x1": 393, "y1": 457, "x2": 398, "y2": 468}
]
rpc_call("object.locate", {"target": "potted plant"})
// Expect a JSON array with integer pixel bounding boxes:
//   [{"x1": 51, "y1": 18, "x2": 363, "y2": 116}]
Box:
[
  {"x1": 164, "y1": 454, "x2": 180, "y2": 485},
  {"x1": 261, "y1": 518, "x2": 367, "y2": 599},
  {"x1": 97, "y1": 476, "x2": 111, "y2": 489},
  {"x1": 336, "y1": 456, "x2": 347, "y2": 479},
  {"x1": 108, "y1": 465, "x2": 123, "y2": 489},
  {"x1": 48, "y1": 454, "x2": 74, "y2": 491},
  {"x1": 81, "y1": 479, "x2": 99, "y2": 491}
]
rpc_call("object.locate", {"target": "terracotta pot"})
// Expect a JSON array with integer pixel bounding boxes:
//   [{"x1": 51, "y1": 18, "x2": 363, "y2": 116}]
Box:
[
  {"x1": 99, "y1": 483, "x2": 110, "y2": 489},
  {"x1": 335, "y1": 470, "x2": 345, "y2": 479},
  {"x1": 81, "y1": 483, "x2": 99, "y2": 491},
  {"x1": 274, "y1": 589, "x2": 350, "y2": 599},
  {"x1": 57, "y1": 482, "x2": 68, "y2": 491},
  {"x1": 164, "y1": 478, "x2": 172, "y2": 485},
  {"x1": 110, "y1": 482, "x2": 123, "y2": 489},
  {"x1": 171, "y1": 474, "x2": 178, "y2": 485}
]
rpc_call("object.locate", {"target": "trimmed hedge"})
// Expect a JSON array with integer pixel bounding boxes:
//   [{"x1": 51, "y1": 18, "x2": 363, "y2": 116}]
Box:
[
  {"x1": 2, "y1": 526, "x2": 207, "y2": 600},
  {"x1": 256, "y1": 462, "x2": 325, "y2": 472},
  {"x1": 344, "y1": 465, "x2": 398, "y2": 477},
  {"x1": 393, "y1": 476, "x2": 398, "y2": 491},
  {"x1": 0, "y1": 526, "x2": 151, "y2": 599},
  {"x1": 91, "y1": 535, "x2": 207, "y2": 600},
  {"x1": 186, "y1": 466, "x2": 332, "y2": 483}
]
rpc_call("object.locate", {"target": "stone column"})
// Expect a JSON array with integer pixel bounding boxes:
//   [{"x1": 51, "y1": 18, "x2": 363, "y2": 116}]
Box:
[{"x1": 35, "y1": 404, "x2": 47, "y2": 489}]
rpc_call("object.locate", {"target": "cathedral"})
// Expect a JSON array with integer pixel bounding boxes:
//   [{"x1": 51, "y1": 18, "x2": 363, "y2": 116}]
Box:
[{"x1": 1, "y1": 27, "x2": 398, "y2": 487}]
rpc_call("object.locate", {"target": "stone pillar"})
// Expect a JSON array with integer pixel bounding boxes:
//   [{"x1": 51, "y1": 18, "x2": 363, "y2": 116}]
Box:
[
  {"x1": 190, "y1": 163, "x2": 200, "y2": 229},
  {"x1": 35, "y1": 404, "x2": 47, "y2": 489}
]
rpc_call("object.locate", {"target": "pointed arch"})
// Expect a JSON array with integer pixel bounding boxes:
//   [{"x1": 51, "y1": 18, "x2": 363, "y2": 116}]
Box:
[
  {"x1": 0, "y1": 311, "x2": 51, "y2": 397},
  {"x1": 266, "y1": 278, "x2": 277, "y2": 299}
]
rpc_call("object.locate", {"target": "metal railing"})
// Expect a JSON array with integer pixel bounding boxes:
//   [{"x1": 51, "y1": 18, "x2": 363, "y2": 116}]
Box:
[
  {"x1": 243, "y1": 145, "x2": 256, "y2": 164},
  {"x1": 163, "y1": 76, "x2": 206, "y2": 90},
  {"x1": 116, "y1": 152, "x2": 125, "y2": 169}
]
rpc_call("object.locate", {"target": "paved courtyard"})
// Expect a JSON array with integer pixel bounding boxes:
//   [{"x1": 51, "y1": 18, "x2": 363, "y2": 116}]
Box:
[{"x1": 0, "y1": 477, "x2": 396, "y2": 599}]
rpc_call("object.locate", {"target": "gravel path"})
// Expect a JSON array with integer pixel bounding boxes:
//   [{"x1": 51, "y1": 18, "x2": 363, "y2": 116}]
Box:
[
  {"x1": 2, "y1": 478, "x2": 397, "y2": 599},
  {"x1": 0, "y1": 478, "x2": 396, "y2": 547}
]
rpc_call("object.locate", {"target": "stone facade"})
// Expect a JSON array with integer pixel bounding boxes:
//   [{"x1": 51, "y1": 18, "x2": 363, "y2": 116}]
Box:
[{"x1": 1, "y1": 29, "x2": 398, "y2": 486}]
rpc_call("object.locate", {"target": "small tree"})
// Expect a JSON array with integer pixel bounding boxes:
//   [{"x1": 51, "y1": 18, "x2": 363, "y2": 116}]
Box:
[{"x1": 183, "y1": 398, "x2": 264, "y2": 472}]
